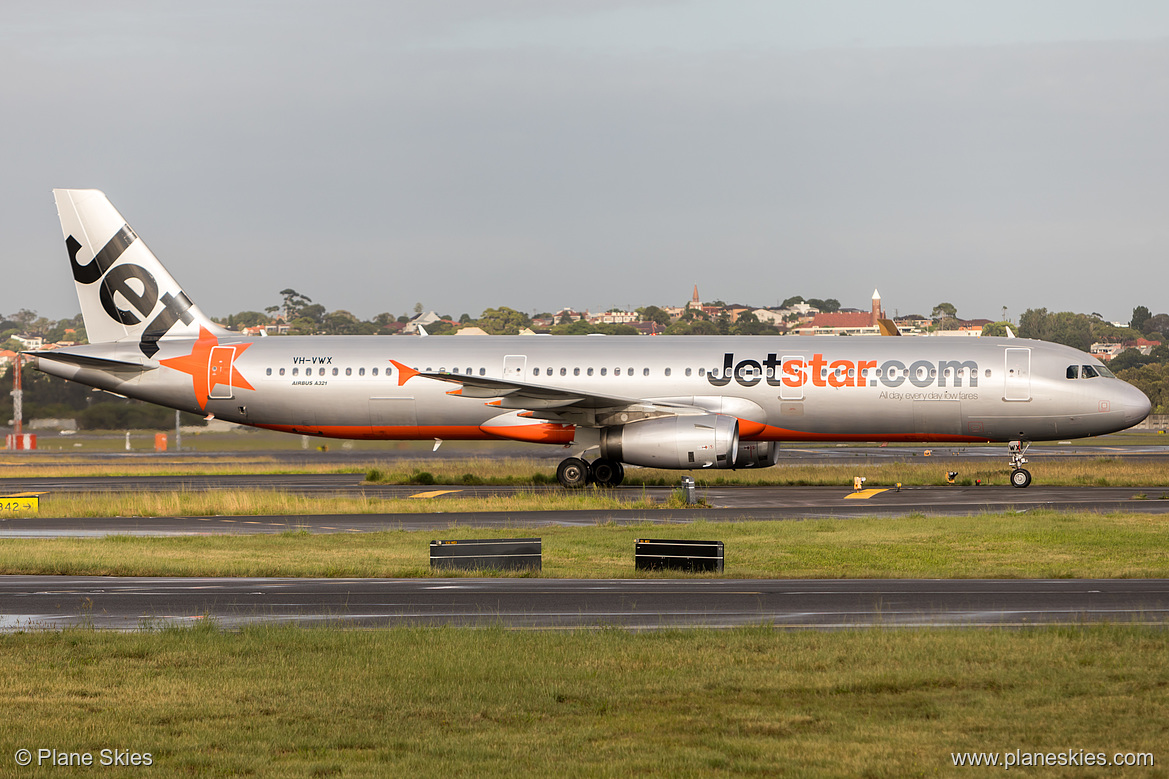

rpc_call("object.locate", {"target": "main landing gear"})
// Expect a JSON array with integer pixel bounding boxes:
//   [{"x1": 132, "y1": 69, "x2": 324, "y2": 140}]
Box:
[
  {"x1": 1008, "y1": 440, "x2": 1031, "y2": 488},
  {"x1": 556, "y1": 457, "x2": 625, "y2": 489}
]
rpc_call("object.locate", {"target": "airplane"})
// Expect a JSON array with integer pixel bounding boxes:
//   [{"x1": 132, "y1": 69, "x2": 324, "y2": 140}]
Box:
[{"x1": 27, "y1": 189, "x2": 1152, "y2": 489}]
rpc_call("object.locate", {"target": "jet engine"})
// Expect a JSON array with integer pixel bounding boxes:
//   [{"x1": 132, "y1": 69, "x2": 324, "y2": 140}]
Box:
[
  {"x1": 599, "y1": 414, "x2": 739, "y2": 469},
  {"x1": 733, "y1": 440, "x2": 781, "y2": 468}
]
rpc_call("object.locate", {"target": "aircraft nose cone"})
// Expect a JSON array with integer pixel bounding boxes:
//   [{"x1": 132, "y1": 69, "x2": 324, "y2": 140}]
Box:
[{"x1": 1118, "y1": 382, "x2": 1152, "y2": 426}]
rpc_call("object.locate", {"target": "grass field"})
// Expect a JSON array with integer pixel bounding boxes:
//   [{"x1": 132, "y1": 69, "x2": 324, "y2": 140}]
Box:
[
  {"x1": 0, "y1": 625, "x2": 1163, "y2": 777},
  {"x1": 4, "y1": 512, "x2": 1169, "y2": 579}
]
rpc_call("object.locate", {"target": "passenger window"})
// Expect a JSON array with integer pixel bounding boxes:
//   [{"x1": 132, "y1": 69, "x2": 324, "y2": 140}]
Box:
[
  {"x1": 279, "y1": 368, "x2": 285, "y2": 376},
  {"x1": 266, "y1": 368, "x2": 272, "y2": 376},
  {"x1": 686, "y1": 368, "x2": 692, "y2": 377},
  {"x1": 698, "y1": 368, "x2": 705, "y2": 377},
  {"x1": 615, "y1": 368, "x2": 621, "y2": 376},
  {"x1": 359, "y1": 367, "x2": 365, "y2": 376},
  {"x1": 479, "y1": 368, "x2": 486, "y2": 376},
  {"x1": 319, "y1": 368, "x2": 326, "y2": 376},
  {"x1": 332, "y1": 368, "x2": 339, "y2": 376},
  {"x1": 546, "y1": 368, "x2": 553, "y2": 376},
  {"x1": 628, "y1": 367, "x2": 634, "y2": 376},
  {"x1": 573, "y1": 368, "x2": 580, "y2": 376},
  {"x1": 533, "y1": 368, "x2": 539, "y2": 376},
  {"x1": 466, "y1": 368, "x2": 472, "y2": 375},
  {"x1": 292, "y1": 368, "x2": 298, "y2": 376},
  {"x1": 560, "y1": 368, "x2": 567, "y2": 376},
  {"x1": 587, "y1": 368, "x2": 594, "y2": 376},
  {"x1": 664, "y1": 368, "x2": 671, "y2": 377},
  {"x1": 372, "y1": 367, "x2": 378, "y2": 376},
  {"x1": 1066, "y1": 365, "x2": 1079, "y2": 379},
  {"x1": 600, "y1": 368, "x2": 607, "y2": 376},
  {"x1": 1082, "y1": 365, "x2": 1099, "y2": 378}
]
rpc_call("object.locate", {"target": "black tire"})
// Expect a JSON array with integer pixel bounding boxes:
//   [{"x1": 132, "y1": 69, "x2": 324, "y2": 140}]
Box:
[
  {"x1": 591, "y1": 458, "x2": 625, "y2": 488},
  {"x1": 556, "y1": 457, "x2": 591, "y2": 489},
  {"x1": 1010, "y1": 468, "x2": 1032, "y2": 488}
]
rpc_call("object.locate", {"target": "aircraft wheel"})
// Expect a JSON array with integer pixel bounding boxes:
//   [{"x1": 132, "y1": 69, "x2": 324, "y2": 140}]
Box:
[
  {"x1": 556, "y1": 457, "x2": 591, "y2": 489},
  {"x1": 591, "y1": 458, "x2": 625, "y2": 488},
  {"x1": 1010, "y1": 468, "x2": 1032, "y2": 488}
]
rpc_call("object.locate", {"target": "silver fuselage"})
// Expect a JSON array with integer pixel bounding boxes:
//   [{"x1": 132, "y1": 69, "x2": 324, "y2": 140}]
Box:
[{"x1": 34, "y1": 334, "x2": 1152, "y2": 445}]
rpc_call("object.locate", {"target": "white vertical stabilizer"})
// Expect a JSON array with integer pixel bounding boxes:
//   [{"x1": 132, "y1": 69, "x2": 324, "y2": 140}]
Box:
[{"x1": 53, "y1": 189, "x2": 225, "y2": 355}]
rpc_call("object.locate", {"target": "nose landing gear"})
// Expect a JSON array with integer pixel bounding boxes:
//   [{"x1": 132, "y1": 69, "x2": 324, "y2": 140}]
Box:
[{"x1": 1008, "y1": 440, "x2": 1031, "y2": 488}]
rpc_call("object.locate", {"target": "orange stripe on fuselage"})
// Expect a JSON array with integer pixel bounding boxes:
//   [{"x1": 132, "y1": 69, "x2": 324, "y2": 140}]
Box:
[{"x1": 255, "y1": 423, "x2": 575, "y2": 444}]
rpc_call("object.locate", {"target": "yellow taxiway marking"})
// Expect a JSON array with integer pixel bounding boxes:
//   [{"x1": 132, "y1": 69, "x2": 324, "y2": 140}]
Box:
[
  {"x1": 410, "y1": 490, "x2": 462, "y2": 499},
  {"x1": 321, "y1": 526, "x2": 337, "y2": 530},
  {"x1": 844, "y1": 488, "x2": 889, "y2": 500},
  {"x1": 1, "y1": 492, "x2": 47, "y2": 497}
]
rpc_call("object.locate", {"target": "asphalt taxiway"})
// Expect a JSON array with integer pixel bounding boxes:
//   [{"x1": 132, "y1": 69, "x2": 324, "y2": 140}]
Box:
[
  {"x1": 1, "y1": 480, "x2": 1167, "y2": 538},
  {"x1": 2, "y1": 576, "x2": 1165, "y2": 630}
]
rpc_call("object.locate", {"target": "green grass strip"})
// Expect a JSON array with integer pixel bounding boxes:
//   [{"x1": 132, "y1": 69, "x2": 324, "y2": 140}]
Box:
[
  {"x1": 4, "y1": 511, "x2": 1169, "y2": 579},
  {"x1": 0, "y1": 625, "x2": 1164, "y2": 777}
]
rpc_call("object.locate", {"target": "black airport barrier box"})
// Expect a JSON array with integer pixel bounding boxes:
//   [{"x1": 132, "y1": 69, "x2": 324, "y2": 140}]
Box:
[
  {"x1": 430, "y1": 538, "x2": 542, "y2": 571},
  {"x1": 635, "y1": 538, "x2": 724, "y2": 573}
]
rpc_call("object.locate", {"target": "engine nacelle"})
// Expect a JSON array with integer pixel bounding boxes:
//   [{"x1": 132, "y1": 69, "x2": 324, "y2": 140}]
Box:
[
  {"x1": 734, "y1": 440, "x2": 781, "y2": 468},
  {"x1": 600, "y1": 414, "x2": 739, "y2": 470}
]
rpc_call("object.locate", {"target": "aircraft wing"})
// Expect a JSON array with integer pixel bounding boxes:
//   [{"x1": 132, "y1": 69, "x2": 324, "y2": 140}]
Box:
[
  {"x1": 391, "y1": 360, "x2": 709, "y2": 424},
  {"x1": 25, "y1": 350, "x2": 157, "y2": 373}
]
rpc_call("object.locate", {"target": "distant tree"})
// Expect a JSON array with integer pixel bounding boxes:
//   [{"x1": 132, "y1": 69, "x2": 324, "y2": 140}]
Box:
[
  {"x1": 459, "y1": 313, "x2": 473, "y2": 324},
  {"x1": 981, "y1": 321, "x2": 1014, "y2": 337},
  {"x1": 730, "y1": 311, "x2": 778, "y2": 336},
  {"x1": 321, "y1": 310, "x2": 377, "y2": 335},
  {"x1": 373, "y1": 312, "x2": 396, "y2": 327},
  {"x1": 805, "y1": 298, "x2": 840, "y2": 313},
  {"x1": 781, "y1": 295, "x2": 805, "y2": 309},
  {"x1": 594, "y1": 323, "x2": 639, "y2": 335},
  {"x1": 1109, "y1": 349, "x2": 1155, "y2": 372},
  {"x1": 1017, "y1": 308, "x2": 1049, "y2": 340},
  {"x1": 931, "y1": 302, "x2": 958, "y2": 320},
  {"x1": 639, "y1": 306, "x2": 671, "y2": 327},
  {"x1": 551, "y1": 319, "x2": 596, "y2": 335},
  {"x1": 1131, "y1": 305, "x2": 1152, "y2": 333},
  {"x1": 1142, "y1": 313, "x2": 1169, "y2": 337},
  {"x1": 222, "y1": 311, "x2": 269, "y2": 329},
  {"x1": 664, "y1": 319, "x2": 719, "y2": 335},
  {"x1": 478, "y1": 307, "x2": 531, "y2": 335},
  {"x1": 277, "y1": 289, "x2": 312, "y2": 321},
  {"x1": 413, "y1": 302, "x2": 424, "y2": 315},
  {"x1": 533, "y1": 312, "x2": 553, "y2": 320},
  {"x1": 1090, "y1": 322, "x2": 1141, "y2": 343}
]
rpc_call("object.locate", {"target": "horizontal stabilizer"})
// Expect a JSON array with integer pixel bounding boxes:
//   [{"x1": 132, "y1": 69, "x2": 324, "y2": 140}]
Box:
[{"x1": 26, "y1": 350, "x2": 156, "y2": 373}]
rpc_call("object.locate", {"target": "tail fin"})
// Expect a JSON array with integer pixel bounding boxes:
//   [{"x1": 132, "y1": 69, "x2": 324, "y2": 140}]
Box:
[{"x1": 53, "y1": 189, "x2": 225, "y2": 356}]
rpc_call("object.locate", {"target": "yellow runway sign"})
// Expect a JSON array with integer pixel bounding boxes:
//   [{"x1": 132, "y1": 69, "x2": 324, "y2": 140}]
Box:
[{"x1": 1, "y1": 493, "x2": 44, "y2": 512}]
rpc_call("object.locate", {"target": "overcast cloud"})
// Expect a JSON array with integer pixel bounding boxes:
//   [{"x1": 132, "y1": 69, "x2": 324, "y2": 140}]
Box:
[{"x1": 3, "y1": 1, "x2": 1168, "y2": 324}]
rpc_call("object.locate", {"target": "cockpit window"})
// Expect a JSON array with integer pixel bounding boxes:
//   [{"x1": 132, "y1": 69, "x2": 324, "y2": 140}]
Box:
[{"x1": 1068, "y1": 364, "x2": 1114, "y2": 379}]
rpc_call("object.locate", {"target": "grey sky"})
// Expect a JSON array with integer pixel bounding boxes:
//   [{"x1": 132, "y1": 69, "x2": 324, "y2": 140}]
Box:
[{"x1": 4, "y1": 1, "x2": 1168, "y2": 324}]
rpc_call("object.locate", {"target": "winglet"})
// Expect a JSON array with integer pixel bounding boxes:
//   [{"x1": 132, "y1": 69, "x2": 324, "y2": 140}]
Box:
[{"x1": 390, "y1": 360, "x2": 419, "y2": 386}]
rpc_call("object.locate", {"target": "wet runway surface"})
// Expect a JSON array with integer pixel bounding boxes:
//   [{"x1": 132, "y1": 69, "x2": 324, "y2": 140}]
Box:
[{"x1": 2, "y1": 576, "x2": 1165, "y2": 631}]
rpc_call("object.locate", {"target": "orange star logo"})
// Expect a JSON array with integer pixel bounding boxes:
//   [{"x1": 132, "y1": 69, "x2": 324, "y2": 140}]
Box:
[{"x1": 159, "y1": 326, "x2": 254, "y2": 410}]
